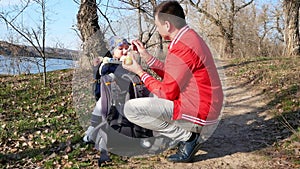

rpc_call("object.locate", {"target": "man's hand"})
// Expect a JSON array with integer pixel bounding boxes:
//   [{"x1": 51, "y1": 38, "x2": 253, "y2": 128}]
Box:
[
  {"x1": 122, "y1": 55, "x2": 144, "y2": 76},
  {"x1": 131, "y1": 40, "x2": 152, "y2": 62}
]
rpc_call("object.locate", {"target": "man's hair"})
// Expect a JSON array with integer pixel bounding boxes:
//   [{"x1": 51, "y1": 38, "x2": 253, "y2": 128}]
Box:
[{"x1": 153, "y1": 1, "x2": 186, "y2": 29}]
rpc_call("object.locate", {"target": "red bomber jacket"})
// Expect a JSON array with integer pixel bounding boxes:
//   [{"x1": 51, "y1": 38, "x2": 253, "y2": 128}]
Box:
[{"x1": 140, "y1": 25, "x2": 224, "y2": 126}]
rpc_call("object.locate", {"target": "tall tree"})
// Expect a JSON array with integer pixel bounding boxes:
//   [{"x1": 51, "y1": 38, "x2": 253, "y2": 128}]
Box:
[
  {"x1": 283, "y1": 0, "x2": 300, "y2": 56},
  {"x1": 119, "y1": 0, "x2": 158, "y2": 45},
  {"x1": 188, "y1": 0, "x2": 254, "y2": 57},
  {"x1": 77, "y1": 0, "x2": 107, "y2": 58}
]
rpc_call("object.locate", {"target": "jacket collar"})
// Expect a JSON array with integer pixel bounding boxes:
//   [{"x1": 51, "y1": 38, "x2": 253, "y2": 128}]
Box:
[{"x1": 169, "y1": 25, "x2": 189, "y2": 50}]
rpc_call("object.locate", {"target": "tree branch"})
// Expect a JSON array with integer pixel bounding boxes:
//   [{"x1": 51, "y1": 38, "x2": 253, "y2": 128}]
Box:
[
  {"x1": 188, "y1": 0, "x2": 227, "y2": 36},
  {"x1": 235, "y1": 0, "x2": 254, "y2": 13},
  {"x1": 0, "y1": 15, "x2": 41, "y2": 56},
  {"x1": 10, "y1": 0, "x2": 31, "y2": 23},
  {"x1": 96, "y1": 6, "x2": 116, "y2": 36}
]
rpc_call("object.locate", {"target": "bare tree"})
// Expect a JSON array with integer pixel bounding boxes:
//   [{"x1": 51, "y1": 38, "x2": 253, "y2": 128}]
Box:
[
  {"x1": 283, "y1": 0, "x2": 300, "y2": 56},
  {"x1": 76, "y1": 0, "x2": 158, "y2": 48},
  {"x1": 272, "y1": 7, "x2": 284, "y2": 43},
  {"x1": 77, "y1": 0, "x2": 107, "y2": 59},
  {"x1": 91, "y1": 0, "x2": 286, "y2": 58},
  {"x1": 117, "y1": 0, "x2": 162, "y2": 50},
  {"x1": 253, "y1": 4, "x2": 285, "y2": 57},
  {"x1": 0, "y1": 0, "x2": 50, "y2": 85},
  {"x1": 188, "y1": 0, "x2": 254, "y2": 57},
  {"x1": 229, "y1": 3, "x2": 258, "y2": 57}
]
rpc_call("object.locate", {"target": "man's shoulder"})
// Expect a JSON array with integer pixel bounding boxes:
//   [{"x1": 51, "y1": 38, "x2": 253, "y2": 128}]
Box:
[
  {"x1": 176, "y1": 29, "x2": 206, "y2": 50},
  {"x1": 172, "y1": 31, "x2": 202, "y2": 50},
  {"x1": 183, "y1": 28, "x2": 202, "y2": 42}
]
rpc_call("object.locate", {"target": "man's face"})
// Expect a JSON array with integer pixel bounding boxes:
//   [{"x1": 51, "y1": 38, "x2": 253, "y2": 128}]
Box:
[{"x1": 154, "y1": 15, "x2": 170, "y2": 41}]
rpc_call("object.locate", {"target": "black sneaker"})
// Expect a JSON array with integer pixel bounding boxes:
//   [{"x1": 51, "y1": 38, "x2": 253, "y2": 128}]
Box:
[{"x1": 167, "y1": 133, "x2": 201, "y2": 163}]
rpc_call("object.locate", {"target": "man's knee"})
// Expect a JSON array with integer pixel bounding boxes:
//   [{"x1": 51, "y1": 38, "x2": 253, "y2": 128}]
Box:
[{"x1": 124, "y1": 99, "x2": 137, "y2": 121}]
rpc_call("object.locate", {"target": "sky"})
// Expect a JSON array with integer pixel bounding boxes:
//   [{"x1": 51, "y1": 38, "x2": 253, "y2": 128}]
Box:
[{"x1": 0, "y1": 0, "x2": 80, "y2": 50}]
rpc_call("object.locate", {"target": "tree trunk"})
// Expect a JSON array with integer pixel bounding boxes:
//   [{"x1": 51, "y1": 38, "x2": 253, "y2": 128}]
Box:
[
  {"x1": 42, "y1": 56, "x2": 47, "y2": 86},
  {"x1": 283, "y1": 0, "x2": 300, "y2": 56},
  {"x1": 77, "y1": 0, "x2": 107, "y2": 58},
  {"x1": 226, "y1": 0, "x2": 235, "y2": 57},
  {"x1": 42, "y1": 0, "x2": 47, "y2": 86},
  {"x1": 137, "y1": 0, "x2": 143, "y2": 41},
  {"x1": 224, "y1": 33, "x2": 234, "y2": 57}
]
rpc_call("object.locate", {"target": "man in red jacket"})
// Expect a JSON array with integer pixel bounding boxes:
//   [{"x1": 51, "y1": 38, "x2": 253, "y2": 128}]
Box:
[{"x1": 122, "y1": 1, "x2": 223, "y2": 162}]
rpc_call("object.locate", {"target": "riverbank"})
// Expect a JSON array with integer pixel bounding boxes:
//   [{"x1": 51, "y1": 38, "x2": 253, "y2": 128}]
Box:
[{"x1": 0, "y1": 40, "x2": 78, "y2": 60}]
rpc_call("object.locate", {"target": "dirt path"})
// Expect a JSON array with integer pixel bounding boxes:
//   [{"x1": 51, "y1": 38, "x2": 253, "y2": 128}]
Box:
[{"x1": 143, "y1": 60, "x2": 279, "y2": 169}]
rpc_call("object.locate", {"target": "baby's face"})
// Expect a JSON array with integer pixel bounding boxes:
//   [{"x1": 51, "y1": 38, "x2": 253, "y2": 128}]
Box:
[{"x1": 113, "y1": 44, "x2": 129, "y2": 59}]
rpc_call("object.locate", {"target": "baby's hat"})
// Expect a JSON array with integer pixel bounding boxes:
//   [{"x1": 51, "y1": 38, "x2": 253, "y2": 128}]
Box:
[{"x1": 107, "y1": 36, "x2": 130, "y2": 53}]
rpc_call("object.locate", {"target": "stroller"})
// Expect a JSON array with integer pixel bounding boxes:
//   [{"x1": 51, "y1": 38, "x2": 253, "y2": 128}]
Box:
[{"x1": 88, "y1": 63, "x2": 171, "y2": 166}]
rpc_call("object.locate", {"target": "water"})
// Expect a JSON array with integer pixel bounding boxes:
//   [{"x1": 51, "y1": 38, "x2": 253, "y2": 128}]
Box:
[{"x1": 0, "y1": 55, "x2": 74, "y2": 75}]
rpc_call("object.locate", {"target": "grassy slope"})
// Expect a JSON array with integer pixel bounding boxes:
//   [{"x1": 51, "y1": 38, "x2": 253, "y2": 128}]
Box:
[
  {"x1": 0, "y1": 70, "x2": 98, "y2": 168},
  {"x1": 0, "y1": 56, "x2": 299, "y2": 168},
  {"x1": 226, "y1": 56, "x2": 300, "y2": 166}
]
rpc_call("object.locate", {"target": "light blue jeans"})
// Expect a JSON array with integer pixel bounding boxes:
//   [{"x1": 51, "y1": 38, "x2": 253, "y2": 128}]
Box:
[{"x1": 124, "y1": 97, "x2": 202, "y2": 142}]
